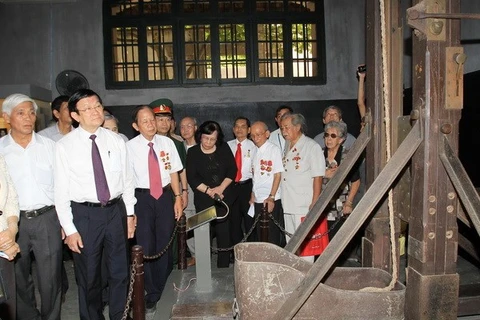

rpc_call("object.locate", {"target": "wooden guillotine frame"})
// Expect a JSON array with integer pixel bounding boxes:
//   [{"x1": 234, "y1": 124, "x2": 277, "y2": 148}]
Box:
[{"x1": 266, "y1": 0, "x2": 480, "y2": 319}]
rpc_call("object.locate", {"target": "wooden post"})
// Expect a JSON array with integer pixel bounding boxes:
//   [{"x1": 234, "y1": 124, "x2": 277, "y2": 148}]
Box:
[
  {"x1": 405, "y1": 0, "x2": 461, "y2": 318},
  {"x1": 177, "y1": 214, "x2": 187, "y2": 270},
  {"x1": 260, "y1": 205, "x2": 269, "y2": 242},
  {"x1": 131, "y1": 245, "x2": 145, "y2": 320}
]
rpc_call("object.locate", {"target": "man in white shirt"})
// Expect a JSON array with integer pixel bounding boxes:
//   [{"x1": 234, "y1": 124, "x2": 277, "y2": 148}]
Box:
[
  {"x1": 126, "y1": 106, "x2": 183, "y2": 313},
  {"x1": 0, "y1": 93, "x2": 62, "y2": 320},
  {"x1": 38, "y1": 95, "x2": 74, "y2": 141},
  {"x1": 179, "y1": 116, "x2": 198, "y2": 267},
  {"x1": 37, "y1": 94, "x2": 73, "y2": 302},
  {"x1": 54, "y1": 89, "x2": 136, "y2": 320},
  {"x1": 268, "y1": 105, "x2": 293, "y2": 153},
  {"x1": 250, "y1": 121, "x2": 286, "y2": 246},
  {"x1": 228, "y1": 117, "x2": 256, "y2": 244}
]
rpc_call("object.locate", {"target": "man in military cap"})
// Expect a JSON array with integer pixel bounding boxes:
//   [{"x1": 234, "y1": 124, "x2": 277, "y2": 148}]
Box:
[{"x1": 150, "y1": 99, "x2": 188, "y2": 268}]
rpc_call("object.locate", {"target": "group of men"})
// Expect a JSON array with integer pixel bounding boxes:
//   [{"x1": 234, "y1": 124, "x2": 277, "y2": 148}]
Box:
[
  {"x1": 0, "y1": 86, "x2": 362, "y2": 319},
  {"x1": 0, "y1": 90, "x2": 191, "y2": 319}
]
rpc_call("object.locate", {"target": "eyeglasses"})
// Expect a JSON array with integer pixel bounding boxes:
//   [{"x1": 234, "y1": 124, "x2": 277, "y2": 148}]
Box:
[
  {"x1": 77, "y1": 105, "x2": 103, "y2": 114},
  {"x1": 180, "y1": 124, "x2": 195, "y2": 129},
  {"x1": 202, "y1": 136, "x2": 217, "y2": 142},
  {"x1": 324, "y1": 133, "x2": 339, "y2": 139}
]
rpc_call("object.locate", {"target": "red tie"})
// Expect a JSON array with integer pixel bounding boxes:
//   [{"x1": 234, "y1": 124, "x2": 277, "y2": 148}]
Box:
[
  {"x1": 148, "y1": 142, "x2": 163, "y2": 199},
  {"x1": 235, "y1": 142, "x2": 242, "y2": 182}
]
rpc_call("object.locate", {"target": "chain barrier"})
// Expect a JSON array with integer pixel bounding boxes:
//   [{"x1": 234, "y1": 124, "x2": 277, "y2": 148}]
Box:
[
  {"x1": 211, "y1": 212, "x2": 262, "y2": 252},
  {"x1": 268, "y1": 212, "x2": 346, "y2": 240},
  {"x1": 143, "y1": 223, "x2": 178, "y2": 260},
  {"x1": 212, "y1": 209, "x2": 346, "y2": 252},
  {"x1": 120, "y1": 221, "x2": 179, "y2": 319},
  {"x1": 120, "y1": 213, "x2": 344, "y2": 319},
  {"x1": 121, "y1": 260, "x2": 137, "y2": 320}
]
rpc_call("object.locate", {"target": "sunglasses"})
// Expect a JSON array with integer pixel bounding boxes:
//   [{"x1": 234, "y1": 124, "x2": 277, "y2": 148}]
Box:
[{"x1": 324, "y1": 133, "x2": 339, "y2": 139}]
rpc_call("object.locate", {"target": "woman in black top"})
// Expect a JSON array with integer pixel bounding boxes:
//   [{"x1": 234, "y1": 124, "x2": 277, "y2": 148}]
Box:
[{"x1": 186, "y1": 121, "x2": 237, "y2": 268}]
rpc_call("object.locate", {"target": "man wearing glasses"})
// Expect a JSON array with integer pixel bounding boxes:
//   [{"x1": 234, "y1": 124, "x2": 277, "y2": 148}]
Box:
[
  {"x1": 54, "y1": 89, "x2": 136, "y2": 320},
  {"x1": 250, "y1": 121, "x2": 286, "y2": 246},
  {"x1": 0, "y1": 93, "x2": 62, "y2": 320},
  {"x1": 313, "y1": 105, "x2": 356, "y2": 149},
  {"x1": 268, "y1": 105, "x2": 293, "y2": 153}
]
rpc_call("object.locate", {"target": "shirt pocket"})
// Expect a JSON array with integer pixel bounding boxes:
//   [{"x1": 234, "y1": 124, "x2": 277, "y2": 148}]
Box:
[
  {"x1": 108, "y1": 150, "x2": 122, "y2": 172},
  {"x1": 35, "y1": 163, "x2": 54, "y2": 189}
]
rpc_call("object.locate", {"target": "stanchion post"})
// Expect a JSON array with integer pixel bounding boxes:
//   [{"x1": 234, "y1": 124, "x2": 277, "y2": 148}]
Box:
[
  {"x1": 131, "y1": 245, "x2": 145, "y2": 320},
  {"x1": 177, "y1": 214, "x2": 187, "y2": 270},
  {"x1": 260, "y1": 205, "x2": 269, "y2": 242}
]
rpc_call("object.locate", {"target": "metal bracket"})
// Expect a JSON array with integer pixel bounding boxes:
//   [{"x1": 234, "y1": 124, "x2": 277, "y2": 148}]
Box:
[
  {"x1": 407, "y1": 0, "x2": 446, "y2": 41},
  {"x1": 445, "y1": 47, "x2": 466, "y2": 110}
]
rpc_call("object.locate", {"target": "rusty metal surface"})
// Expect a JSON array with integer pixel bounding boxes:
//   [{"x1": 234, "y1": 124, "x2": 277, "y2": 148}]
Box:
[{"x1": 234, "y1": 243, "x2": 405, "y2": 320}]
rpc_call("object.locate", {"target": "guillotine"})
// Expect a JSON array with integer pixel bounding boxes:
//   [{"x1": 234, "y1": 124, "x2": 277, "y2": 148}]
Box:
[{"x1": 233, "y1": 0, "x2": 480, "y2": 319}]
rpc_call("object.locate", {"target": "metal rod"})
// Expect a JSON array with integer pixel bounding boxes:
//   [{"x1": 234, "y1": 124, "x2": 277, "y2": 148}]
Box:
[{"x1": 410, "y1": 12, "x2": 480, "y2": 20}]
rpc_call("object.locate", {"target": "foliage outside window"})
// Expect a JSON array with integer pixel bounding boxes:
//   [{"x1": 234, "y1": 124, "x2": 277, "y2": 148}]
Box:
[{"x1": 103, "y1": 0, "x2": 326, "y2": 88}]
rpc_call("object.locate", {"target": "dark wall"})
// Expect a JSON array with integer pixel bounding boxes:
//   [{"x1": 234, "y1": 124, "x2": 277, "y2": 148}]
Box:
[
  {"x1": 460, "y1": 70, "x2": 480, "y2": 187},
  {"x1": 403, "y1": 71, "x2": 480, "y2": 187},
  {"x1": 109, "y1": 99, "x2": 362, "y2": 142}
]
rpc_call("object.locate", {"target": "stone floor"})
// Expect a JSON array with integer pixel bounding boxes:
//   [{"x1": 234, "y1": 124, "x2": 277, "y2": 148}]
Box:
[{"x1": 44, "y1": 246, "x2": 480, "y2": 319}]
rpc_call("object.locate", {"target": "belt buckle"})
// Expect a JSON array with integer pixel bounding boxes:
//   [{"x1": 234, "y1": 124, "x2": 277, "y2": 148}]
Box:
[{"x1": 25, "y1": 211, "x2": 37, "y2": 219}]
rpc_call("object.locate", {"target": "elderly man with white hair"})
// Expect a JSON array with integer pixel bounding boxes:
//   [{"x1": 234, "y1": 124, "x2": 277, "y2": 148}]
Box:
[{"x1": 0, "y1": 93, "x2": 62, "y2": 320}]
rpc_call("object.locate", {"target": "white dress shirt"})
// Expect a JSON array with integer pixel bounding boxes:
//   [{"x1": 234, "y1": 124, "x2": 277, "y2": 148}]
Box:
[
  {"x1": 54, "y1": 126, "x2": 136, "y2": 236},
  {"x1": 252, "y1": 140, "x2": 284, "y2": 202},
  {"x1": 268, "y1": 128, "x2": 286, "y2": 153},
  {"x1": 126, "y1": 133, "x2": 183, "y2": 188},
  {"x1": 0, "y1": 133, "x2": 55, "y2": 211},
  {"x1": 37, "y1": 123, "x2": 74, "y2": 142},
  {"x1": 281, "y1": 134, "x2": 325, "y2": 215},
  {"x1": 227, "y1": 138, "x2": 256, "y2": 181}
]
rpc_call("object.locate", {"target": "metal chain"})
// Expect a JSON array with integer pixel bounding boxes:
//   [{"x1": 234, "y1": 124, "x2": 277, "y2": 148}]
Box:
[
  {"x1": 120, "y1": 221, "x2": 180, "y2": 319},
  {"x1": 267, "y1": 212, "x2": 293, "y2": 238},
  {"x1": 211, "y1": 212, "x2": 262, "y2": 252},
  {"x1": 121, "y1": 260, "x2": 137, "y2": 320},
  {"x1": 143, "y1": 223, "x2": 178, "y2": 260},
  {"x1": 268, "y1": 213, "x2": 346, "y2": 240}
]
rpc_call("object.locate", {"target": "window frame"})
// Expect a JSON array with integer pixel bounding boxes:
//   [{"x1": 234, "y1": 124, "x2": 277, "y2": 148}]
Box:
[{"x1": 103, "y1": 0, "x2": 326, "y2": 89}]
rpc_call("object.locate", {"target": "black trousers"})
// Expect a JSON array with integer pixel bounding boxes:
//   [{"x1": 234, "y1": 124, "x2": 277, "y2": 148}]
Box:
[
  {"x1": 15, "y1": 208, "x2": 62, "y2": 320},
  {"x1": 254, "y1": 200, "x2": 286, "y2": 247},
  {"x1": 71, "y1": 200, "x2": 129, "y2": 320},
  {"x1": 134, "y1": 189, "x2": 174, "y2": 306},
  {"x1": 0, "y1": 257, "x2": 16, "y2": 320},
  {"x1": 230, "y1": 181, "x2": 254, "y2": 245}
]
